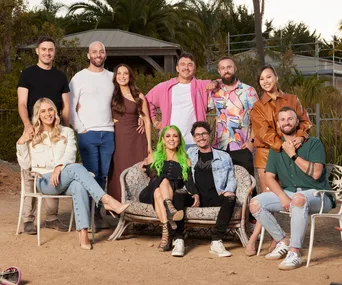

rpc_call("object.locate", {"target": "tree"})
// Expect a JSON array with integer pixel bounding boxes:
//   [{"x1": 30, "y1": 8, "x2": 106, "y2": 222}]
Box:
[
  {"x1": 0, "y1": 0, "x2": 26, "y2": 73},
  {"x1": 269, "y1": 22, "x2": 319, "y2": 56},
  {"x1": 183, "y1": 0, "x2": 232, "y2": 66},
  {"x1": 253, "y1": 0, "x2": 265, "y2": 66},
  {"x1": 67, "y1": 0, "x2": 206, "y2": 64}
]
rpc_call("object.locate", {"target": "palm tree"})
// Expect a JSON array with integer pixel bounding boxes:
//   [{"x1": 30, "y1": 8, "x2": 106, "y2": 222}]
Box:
[
  {"x1": 67, "y1": 0, "x2": 206, "y2": 64},
  {"x1": 67, "y1": 0, "x2": 119, "y2": 29},
  {"x1": 183, "y1": 0, "x2": 232, "y2": 66},
  {"x1": 253, "y1": 0, "x2": 265, "y2": 65}
]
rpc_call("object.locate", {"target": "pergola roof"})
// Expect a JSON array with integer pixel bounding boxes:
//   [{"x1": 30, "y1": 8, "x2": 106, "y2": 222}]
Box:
[
  {"x1": 20, "y1": 29, "x2": 181, "y2": 73},
  {"x1": 63, "y1": 29, "x2": 181, "y2": 50}
]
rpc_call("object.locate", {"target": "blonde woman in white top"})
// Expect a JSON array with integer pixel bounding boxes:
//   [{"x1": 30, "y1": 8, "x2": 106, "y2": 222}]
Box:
[{"x1": 16, "y1": 98, "x2": 129, "y2": 250}]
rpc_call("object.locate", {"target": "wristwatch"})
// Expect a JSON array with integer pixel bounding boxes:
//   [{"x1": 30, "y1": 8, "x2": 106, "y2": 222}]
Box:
[{"x1": 291, "y1": 153, "x2": 299, "y2": 161}]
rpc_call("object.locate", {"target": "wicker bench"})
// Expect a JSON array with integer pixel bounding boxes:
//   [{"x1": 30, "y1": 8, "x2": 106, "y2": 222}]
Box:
[{"x1": 108, "y1": 162, "x2": 256, "y2": 247}]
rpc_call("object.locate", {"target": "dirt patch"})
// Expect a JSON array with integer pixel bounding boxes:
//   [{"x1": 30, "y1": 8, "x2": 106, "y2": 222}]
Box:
[
  {"x1": 0, "y1": 162, "x2": 341, "y2": 285},
  {"x1": 0, "y1": 162, "x2": 20, "y2": 194}
]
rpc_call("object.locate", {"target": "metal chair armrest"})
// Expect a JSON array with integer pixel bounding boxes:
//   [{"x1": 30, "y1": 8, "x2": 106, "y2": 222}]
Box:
[
  {"x1": 29, "y1": 171, "x2": 43, "y2": 194},
  {"x1": 313, "y1": 190, "x2": 338, "y2": 214}
]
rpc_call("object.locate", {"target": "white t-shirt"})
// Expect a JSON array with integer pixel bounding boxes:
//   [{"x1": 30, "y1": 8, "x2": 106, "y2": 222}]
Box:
[
  {"x1": 170, "y1": 83, "x2": 196, "y2": 144},
  {"x1": 69, "y1": 69, "x2": 114, "y2": 133}
]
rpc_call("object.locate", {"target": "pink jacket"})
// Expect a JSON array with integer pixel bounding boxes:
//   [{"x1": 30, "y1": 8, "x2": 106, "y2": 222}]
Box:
[{"x1": 145, "y1": 77, "x2": 211, "y2": 130}]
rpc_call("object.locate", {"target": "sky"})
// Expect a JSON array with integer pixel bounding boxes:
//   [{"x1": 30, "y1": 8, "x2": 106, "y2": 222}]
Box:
[{"x1": 25, "y1": 0, "x2": 342, "y2": 41}]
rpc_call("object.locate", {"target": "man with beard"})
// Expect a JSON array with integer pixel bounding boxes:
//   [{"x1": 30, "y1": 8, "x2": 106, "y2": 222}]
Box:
[
  {"x1": 249, "y1": 106, "x2": 334, "y2": 270},
  {"x1": 17, "y1": 36, "x2": 70, "y2": 234},
  {"x1": 69, "y1": 41, "x2": 114, "y2": 230},
  {"x1": 209, "y1": 56, "x2": 258, "y2": 177}
]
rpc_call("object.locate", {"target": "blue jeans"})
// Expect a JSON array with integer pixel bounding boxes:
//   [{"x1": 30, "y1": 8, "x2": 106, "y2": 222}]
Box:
[
  {"x1": 252, "y1": 189, "x2": 332, "y2": 249},
  {"x1": 36, "y1": 164, "x2": 106, "y2": 231},
  {"x1": 78, "y1": 131, "x2": 114, "y2": 190}
]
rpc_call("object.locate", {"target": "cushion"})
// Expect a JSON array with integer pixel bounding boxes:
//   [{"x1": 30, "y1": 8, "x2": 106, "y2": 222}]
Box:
[
  {"x1": 123, "y1": 162, "x2": 252, "y2": 221},
  {"x1": 126, "y1": 201, "x2": 242, "y2": 221}
]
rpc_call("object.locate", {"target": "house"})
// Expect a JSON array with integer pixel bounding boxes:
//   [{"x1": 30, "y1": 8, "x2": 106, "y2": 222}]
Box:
[
  {"x1": 234, "y1": 49, "x2": 342, "y2": 93},
  {"x1": 21, "y1": 29, "x2": 182, "y2": 74}
]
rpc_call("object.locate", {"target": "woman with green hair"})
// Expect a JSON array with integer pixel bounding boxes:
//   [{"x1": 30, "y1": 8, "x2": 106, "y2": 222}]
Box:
[{"x1": 139, "y1": 125, "x2": 199, "y2": 251}]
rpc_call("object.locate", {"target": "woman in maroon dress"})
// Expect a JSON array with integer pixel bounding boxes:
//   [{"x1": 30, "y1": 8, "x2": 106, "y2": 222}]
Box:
[{"x1": 107, "y1": 64, "x2": 152, "y2": 201}]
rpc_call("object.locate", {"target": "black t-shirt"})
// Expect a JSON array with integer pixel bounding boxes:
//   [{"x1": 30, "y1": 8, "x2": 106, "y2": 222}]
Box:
[
  {"x1": 194, "y1": 151, "x2": 216, "y2": 198},
  {"x1": 17, "y1": 65, "x2": 70, "y2": 119}
]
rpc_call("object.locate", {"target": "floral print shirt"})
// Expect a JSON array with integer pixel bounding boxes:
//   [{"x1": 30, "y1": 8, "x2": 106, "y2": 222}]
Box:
[{"x1": 209, "y1": 80, "x2": 259, "y2": 151}]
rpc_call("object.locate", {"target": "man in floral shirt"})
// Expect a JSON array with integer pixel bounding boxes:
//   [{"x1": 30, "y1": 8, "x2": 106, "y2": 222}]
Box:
[{"x1": 209, "y1": 56, "x2": 259, "y2": 177}]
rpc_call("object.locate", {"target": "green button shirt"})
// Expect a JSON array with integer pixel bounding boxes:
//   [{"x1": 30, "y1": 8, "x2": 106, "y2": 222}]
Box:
[{"x1": 266, "y1": 137, "x2": 330, "y2": 193}]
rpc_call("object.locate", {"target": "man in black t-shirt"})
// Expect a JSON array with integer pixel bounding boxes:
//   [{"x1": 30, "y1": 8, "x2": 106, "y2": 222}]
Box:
[
  {"x1": 17, "y1": 36, "x2": 70, "y2": 234},
  {"x1": 172, "y1": 121, "x2": 237, "y2": 257}
]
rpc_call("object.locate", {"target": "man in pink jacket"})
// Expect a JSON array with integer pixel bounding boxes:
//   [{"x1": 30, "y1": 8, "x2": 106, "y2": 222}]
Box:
[{"x1": 146, "y1": 53, "x2": 216, "y2": 148}]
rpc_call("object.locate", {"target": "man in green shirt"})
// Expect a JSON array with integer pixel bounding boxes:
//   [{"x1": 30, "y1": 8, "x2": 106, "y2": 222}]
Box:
[{"x1": 249, "y1": 106, "x2": 333, "y2": 270}]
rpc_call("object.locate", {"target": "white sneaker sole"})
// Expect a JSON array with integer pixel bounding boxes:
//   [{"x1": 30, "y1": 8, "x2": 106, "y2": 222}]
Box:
[
  {"x1": 278, "y1": 262, "x2": 302, "y2": 270},
  {"x1": 172, "y1": 251, "x2": 184, "y2": 257},
  {"x1": 209, "y1": 250, "x2": 232, "y2": 257}
]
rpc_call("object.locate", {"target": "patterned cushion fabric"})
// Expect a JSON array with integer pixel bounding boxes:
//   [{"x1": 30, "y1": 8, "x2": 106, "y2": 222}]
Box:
[
  {"x1": 123, "y1": 162, "x2": 251, "y2": 221},
  {"x1": 125, "y1": 201, "x2": 242, "y2": 221},
  {"x1": 124, "y1": 163, "x2": 149, "y2": 202}
]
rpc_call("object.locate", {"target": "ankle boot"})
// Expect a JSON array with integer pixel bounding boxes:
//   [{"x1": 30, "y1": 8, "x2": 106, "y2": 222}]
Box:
[
  {"x1": 163, "y1": 199, "x2": 184, "y2": 222},
  {"x1": 158, "y1": 223, "x2": 172, "y2": 252}
]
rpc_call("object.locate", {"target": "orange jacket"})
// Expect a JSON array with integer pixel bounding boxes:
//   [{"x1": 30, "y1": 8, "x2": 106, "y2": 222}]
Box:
[{"x1": 251, "y1": 92, "x2": 312, "y2": 151}]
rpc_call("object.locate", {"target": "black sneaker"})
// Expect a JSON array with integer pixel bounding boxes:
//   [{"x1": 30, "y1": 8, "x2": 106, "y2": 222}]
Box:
[
  {"x1": 45, "y1": 219, "x2": 69, "y2": 232},
  {"x1": 23, "y1": 222, "x2": 37, "y2": 235}
]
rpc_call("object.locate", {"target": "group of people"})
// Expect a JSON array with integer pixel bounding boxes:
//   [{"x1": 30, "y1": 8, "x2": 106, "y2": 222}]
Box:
[{"x1": 16, "y1": 36, "x2": 334, "y2": 271}]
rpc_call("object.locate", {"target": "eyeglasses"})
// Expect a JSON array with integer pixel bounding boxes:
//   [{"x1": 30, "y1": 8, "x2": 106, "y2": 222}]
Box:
[{"x1": 193, "y1": 132, "x2": 209, "y2": 139}]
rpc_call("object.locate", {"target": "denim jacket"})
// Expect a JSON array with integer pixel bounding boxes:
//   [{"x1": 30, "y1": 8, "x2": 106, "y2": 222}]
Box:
[{"x1": 187, "y1": 147, "x2": 237, "y2": 194}]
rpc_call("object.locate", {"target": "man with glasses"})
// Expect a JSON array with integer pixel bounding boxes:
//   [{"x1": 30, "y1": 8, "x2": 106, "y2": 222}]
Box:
[{"x1": 171, "y1": 121, "x2": 237, "y2": 257}]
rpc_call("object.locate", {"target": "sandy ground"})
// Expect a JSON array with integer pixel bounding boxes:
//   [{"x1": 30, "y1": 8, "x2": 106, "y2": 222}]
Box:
[{"x1": 0, "y1": 162, "x2": 342, "y2": 285}]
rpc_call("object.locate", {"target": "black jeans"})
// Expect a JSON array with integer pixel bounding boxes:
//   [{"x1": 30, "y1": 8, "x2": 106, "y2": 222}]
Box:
[
  {"x1": 173, "y1": 192, "x2": 236, "y2": 241},
  {"x1": 226, "y1": 147, "x2": 254, "y2": 176},
  {"x1": 226, "y1": 147, "x2": 256, "y2": 222}
]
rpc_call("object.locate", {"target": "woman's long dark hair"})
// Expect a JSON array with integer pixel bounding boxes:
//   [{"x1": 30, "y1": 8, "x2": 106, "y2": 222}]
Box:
[{"x1": 112, "y1": 64, "x2": 143, "y2": 116}]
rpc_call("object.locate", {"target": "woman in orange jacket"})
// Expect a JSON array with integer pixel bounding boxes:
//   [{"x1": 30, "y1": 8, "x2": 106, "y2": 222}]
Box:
[{"x1": 246, "y1": 64, "x2": 312, "y2": 256}]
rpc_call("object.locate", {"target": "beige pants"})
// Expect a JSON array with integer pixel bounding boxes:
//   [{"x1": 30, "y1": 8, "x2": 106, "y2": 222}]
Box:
[{"x1": 22, "y1": 169, "x2": 58, "y2": 223}]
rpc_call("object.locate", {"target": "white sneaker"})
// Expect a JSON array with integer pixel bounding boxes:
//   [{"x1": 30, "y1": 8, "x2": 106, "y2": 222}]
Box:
[
  {"x1": 278, "y1": 251, "x2": 302, "y2": 270},
  {"x1": 172, "y1": 239, "x2": 185, "y2": 257},
  {"x1": 265, "y1": 241, "x2": 289, "y2": 260},
  {"x1": 209, "y1": 240, "x2": 232, "y2": 257}
]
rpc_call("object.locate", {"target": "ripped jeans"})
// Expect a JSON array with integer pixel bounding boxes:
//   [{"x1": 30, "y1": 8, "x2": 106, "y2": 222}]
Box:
[{"x1": 252, "y1": 189, "x2": 332, "y2": 249}]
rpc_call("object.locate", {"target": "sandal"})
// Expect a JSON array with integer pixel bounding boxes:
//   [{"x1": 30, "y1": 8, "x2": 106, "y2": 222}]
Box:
[
  {"x1": 0, "y1": 266, "x2": 21, "y2": 285},
  {"x1": 158, "y1": 223, "x2": 172, "y2": 252}
]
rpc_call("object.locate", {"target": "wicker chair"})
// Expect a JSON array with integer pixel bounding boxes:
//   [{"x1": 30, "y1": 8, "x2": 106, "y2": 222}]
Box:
[{"x1": 108, "y1": 163, "x2": 256, "y2": 247}]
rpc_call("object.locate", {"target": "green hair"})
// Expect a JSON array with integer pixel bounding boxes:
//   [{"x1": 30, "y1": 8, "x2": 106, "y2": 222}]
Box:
[{"x1": 151, "y1": 125, "x2": 189, "y2": 181}]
